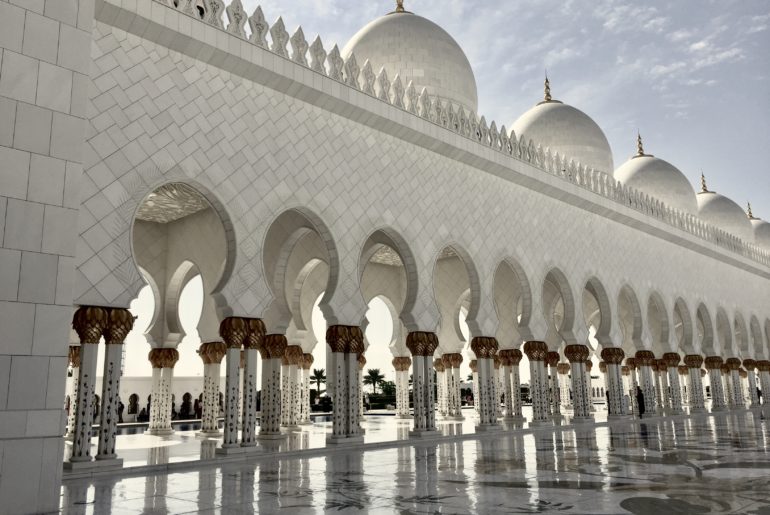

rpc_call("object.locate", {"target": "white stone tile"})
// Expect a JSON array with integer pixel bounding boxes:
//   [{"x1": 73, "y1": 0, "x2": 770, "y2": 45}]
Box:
[
  {"x1": 0, "y1": 96, "x2": 16, "y2": 147},
  {"x1": 43, "y1": 0, "x2": 78, "y2": 26},
  {"x1": 9, "y1": 0, "x2": 44, "y2": 14},
  {"x1": 25, "y1": 408, "x2": 63, "y2": 436},
  {"x1": 0, "y1": 300, "x2": 35, "y2": 354},
  {"x1": 42, "y1": 205, "x2": 77, "y2": 255},
  {"x1": 57, "y1": 23, "x2": 91, "y2": 74},
  {"x1": 17, "y1": 250, "x2": 58, "y2": 303},
  {"x1": 62, "y1": 161, "x2": 83, "y2": 209},
  {"x1": 22, "y1": 10, "x2": 59, "y2": 64},
  {"x1": 7, "y1": 356, "x2": 49, "y2": 409},
  {"x1": 0, "y1": 356, "x2": 9, "y2": 410},
  {"x1": 44, "y1": 357, "x2": 67, "y2": 408},
  {"x1": 54, "y1": 255, "x2": 74, "y2": 305},
  {"x1": 0, "y1": 146, "x2": 30, "y2": 200},
  {"x1": 69, "y1": 71, "x2": 89, "y2": 117},
  {"x1": 13, "y1": 101, "x2": 52, "y2": 155},
  {"x1": 0, "y1": 49, "x2": 39, "y2": 104},
  {"x1": 0, "y1": 437, "x2": 43, "y2": 515},
  {"x1": 50, "y1": 112, "x2": 85, "y2": 162},
  {"x1": 36, "y1": 61, "x2": 73, "y2": 113},
  {"x1": 32, "y1": 303, "x2": 70, "y2": 357},
  {"x1": 0, "y1": 2, "x2": 26, "y2": 54},
  {"x1": 0, "y1": 412, "x2": 27, "y2": 439},
  {"x1": 0, "y1": 248, "x2": 21, "y2": 301},
  {"x1": 3, "y1": 198, "x2": 44, "y2": 252},
  {"x1": 27, "y1": 153, "x2": 65, "y2": 205}
]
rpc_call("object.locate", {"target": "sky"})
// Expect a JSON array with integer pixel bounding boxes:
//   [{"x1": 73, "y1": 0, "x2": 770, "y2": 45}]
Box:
[
  {"x1": 244, "y1": 0, "x2": 770, "y2": 216},
  {"x1": 111, "y1": 0, "x2": 768, "y2": 384}
]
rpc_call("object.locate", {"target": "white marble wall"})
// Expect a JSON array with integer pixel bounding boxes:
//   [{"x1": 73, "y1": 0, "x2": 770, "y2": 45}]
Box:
[{"x1": 0, "y1": 0, "x2": 94, "y2": 511}]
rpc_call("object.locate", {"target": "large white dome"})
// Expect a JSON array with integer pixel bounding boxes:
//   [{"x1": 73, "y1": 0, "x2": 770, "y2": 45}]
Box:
[
  {"x1": 342, "y1": 9, "x2": 478, "y2": 114},
  {"x1": 697, "y1": 189, "x2": 753, "y2": 241},
  {"x1": 614, "y1": 149, "x2": 697, "y2": 215},
  {"x1": 511, "y1": 97, "x2": 614, "y2": 174},
  {"x1": 750, "y1": 217, "x2": 770, "y2": 250}
]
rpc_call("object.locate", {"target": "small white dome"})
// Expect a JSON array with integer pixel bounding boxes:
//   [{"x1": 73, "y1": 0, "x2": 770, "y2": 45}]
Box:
[
  {"x1": 750, "y1": 218, "x2": 770, "y2": 250},
  {"x1": 342, "y1": 10, "x2": 478, "y2": 114},
  {"x1": 697, "y1": 190, "x2": 753, "y2": 241},
  {"x1": 614, "y1": 153, "x2": 697, "y2": 215},
  {"x1": 511, "y1": 99, "x2": 613, "y2": 174}
]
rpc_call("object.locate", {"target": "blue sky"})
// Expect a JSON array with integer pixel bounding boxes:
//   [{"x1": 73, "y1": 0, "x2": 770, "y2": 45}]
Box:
[{"x1": 244, "y1": 0, "x2": 770, "y2": 218}]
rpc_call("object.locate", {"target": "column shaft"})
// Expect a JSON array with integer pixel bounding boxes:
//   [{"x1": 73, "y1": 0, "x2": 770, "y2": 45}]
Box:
[
  {"x1": 530, "y1": 359, "x2": 550, "y2": 422},
  {"x1": 222, "y1": 347, "x2": 241, "y2": 447},
  {"x1": 201, "y1": 363, "x2": 221, "y2": 433},
  {"x1": 65, "y1": 366, "x2": 80, "y2": 439},
  {"x1": 69, "y1": 343, "x2": 99, "y2": 462},
  {"x1": 240, "y1": 348, "x2": 258, "y2": 446},
  {"x1": 606, "y1": 363, "x2": 625, "y2": 416},
  {"x1": 667, "y1": 367, "x2": 683, "y2": 414},
  {"x1": 96, "y1": 343, "x2": 124, "y2": 459}
]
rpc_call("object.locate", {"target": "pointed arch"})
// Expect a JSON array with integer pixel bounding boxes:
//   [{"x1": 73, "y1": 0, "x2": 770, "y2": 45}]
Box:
[
  {"x1": 617, "y1": 284, "x2": 643, "y2": 353},
  {"x1": 581, "y1": 277, "x2": 613, "y2": 347},
  {"x1": 647, "y1": 291, "x2": 670, "y2": 352},
  {"x1": 493, "y1": 258, "x2": 533, "y2": 347},
  {"x1": 696, "y1": 303, "x2": 715, "y2": 356},
  {"x1": 673, "y1": 297, "x2": 694, "y2": 354}
]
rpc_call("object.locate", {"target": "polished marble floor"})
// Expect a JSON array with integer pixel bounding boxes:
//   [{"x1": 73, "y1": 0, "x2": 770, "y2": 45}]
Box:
[{"x1": 61, "y1": 409, "x2": 770, "y2": 514}]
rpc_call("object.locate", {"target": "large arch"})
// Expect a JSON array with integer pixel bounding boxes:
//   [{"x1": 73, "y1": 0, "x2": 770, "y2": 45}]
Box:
[
  {"x1": 581, "y1": 277, "x2": 613, "y2": 349},
  {"x1": 750, "y1": 315, "x2": 765, "y2": 359},
  {"x1": 617, "y1": 284, "x2": 643, "y2": 355},
  {"x1": 715, "y1": 307, "x2": 734, "y2": 357},
  {"x1": 673, "y1": 297, "x2": 695, "y2": 354},
  {"x1": 493, "y1": 258, "x2": 533, "y2": 348},
  {"x1": 696, "y1": 303, "x2": 716, "y2": 356},
  {"x1": 433, "y1": 244, "x2": 482, "y2": 340},
  {"x1": 262, "y1": 207, "x2": 339, "y2": 331},
  {"x1": 734, "y1": 312, "x2": 749, "y2": 359},
  {"x1": 541, "y1": 268, "x2": 576, "y2": 349},
  {"x1": 647, "y1": 291, "x2": 671, "y2": 354}
]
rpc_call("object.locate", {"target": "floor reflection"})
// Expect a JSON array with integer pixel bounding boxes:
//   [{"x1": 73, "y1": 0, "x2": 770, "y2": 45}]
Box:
[{"x1": 61, "y1": 411, "x2": 770, "y2": 514}]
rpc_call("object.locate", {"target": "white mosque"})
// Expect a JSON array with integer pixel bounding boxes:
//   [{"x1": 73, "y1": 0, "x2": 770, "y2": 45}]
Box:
[{"x1": 1, "y1": 0, "x2": 770, "y2": 513}]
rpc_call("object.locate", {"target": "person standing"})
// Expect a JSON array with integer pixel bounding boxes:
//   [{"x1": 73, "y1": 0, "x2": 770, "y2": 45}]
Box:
[{"x1": 636, "y1": 386, "x2": 645, "y2": 417}]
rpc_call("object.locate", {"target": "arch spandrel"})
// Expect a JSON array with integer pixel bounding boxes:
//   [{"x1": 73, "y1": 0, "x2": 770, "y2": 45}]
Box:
[
  {"x1": 580, "y1": 276, "x2": 613, "y2": 348},
  {"x1": 617, "y1": 284, "x2": 644, "y2": 354},
  {"x1": 734, "y1": 312, "x2": 749, "y2": 358},
  {"x1": 673, "y1": 297, "x2": 695, "y2": 355},
  {"x1": 492, "y1": 257, "x2": 534, "y2": 347},
  {"x1": 541, "y1": 267, "x2": 577, "y2": 348},
  {"x1": 646, "y1": 291, "x2": 672, "y2": 354},
  {"x1": 431, "y1": 243, "x2": 485, "y2": 339},
  {"x1": 715, "y1": 306, "x2": 734, "y2": 357},
  {"x1": 696, "y1": 303, "x2": 716, "y2": 356}
]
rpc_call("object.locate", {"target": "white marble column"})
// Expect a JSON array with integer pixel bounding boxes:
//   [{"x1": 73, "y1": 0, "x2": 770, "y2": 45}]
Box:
[
  {"x1": 280, "y1": 358, "x2": 290, "y2": 427},
  {"x1": 95, "y1": 309, "x2": 134, "y2": 463},
  {"x1": 392, "y1": 356, "x2": 412, "y2": 418},
  {"x1": 726, "y1": 358, "x2": 745, "y2": 409},
  {"x1": 705, "y1": 356, "x2": 726, "y2": 411},
  {"x1": 216, "y1": 317, "x2": 248, "y2": 453},
  {"x1": 327, "y1": 326, "x2": 365, "y2": 443},
  {"x1": 68, "y1": 308, "x2": 108, "y2": 466},
  {"x1": 347, "y1": 350, "x2": 362, "y2": 437},
  {"x1": 744, "y1": 359, "x2": 760, "y2": 408},
  {"x1": 723, "y1": 366, "x2": 735, "y2": 408},
  {"x1": 147, "y1": 348, "x2": 179, "y2": 435},
  {"x1": 406, "y1": 332, "x2": 440, "y2": 436},
  {"x1": 470, "y1": 361, "x2": 480, "y2": 418},
  {"x1": 685, "y1": 355, "x2": 706, "y2": 412},
  {"x1": 525, "y1": 341, "x2": 551, "y2": 424},
  {"x1": 300, "y1": 353, "x2": 314, "y2": 424},
  {"x1": 435, "y1": 360, "x2": 447, "y2": 418},
  {"x1": 662, "y1": 353, "x2": 683, "y2": 414},
  {"x1": 472, "y1": 337, "x2": 500, "y2": 430},
  {"x1": 601, "y1": 347, "x2": 626, "y2": 417},
  {"x1": 546, "y1": 352, "x2": 561, "y2": 418},
  {"x1": 498, "y1": 349, "x2": 516, "y2": 421},
  {"x1": 357, "y1": 353, "x2": 366, "y2": 426},
  {"x1": 652, "y1": 362, "x2": 665, "y2": 412},
  {"x1": 442, "y1": 353, "x2": 463, "y2": 419},
  {"x1": 197, "y1": 342, "x2": 226, "y2": 435},
  {"x1": 626, "y1": 359, "x2": 640, "y2": 414},
  {"x1": 635, "y1": 351, "x2": 658, "y2": 417},
  {"x1": 678, "y1": 366, "x2": 689, "y2": 406},
  {"x1": 241, "y1": 335, "x2": 260, "y2": 448},
  {"x1": 566, "y1": 344, "x2": 592, "y2": 421},
  {"x1": 65, "y1": 345, "x2": 81, "y2": 440},
  {"x1": 558, "y1": 363, "x2": 572, "y2": 410},
  {"x1": 509, "y1": 350, "x2": 525, "y2": 421},
  {"x1": 259, "y1": 334, "x2": 287, "y2": 439},
  {"x1": 283, "y1": 345, "x2": 304, "y2": 429}
]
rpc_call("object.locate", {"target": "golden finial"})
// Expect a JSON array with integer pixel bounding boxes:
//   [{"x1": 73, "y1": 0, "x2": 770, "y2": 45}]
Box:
[
  {"x1": 747, "y1": 202, "x2": 755, "y2": 219},
  {"x1": 700, "y1": 172, "x2": 709, "y2": 193},
  {"x1": 395, "y1": 0, "x2": 405, "y2": 12},
  {"x1": 544, "y1": 73, "x2": 552, "y2": 102},
  {"x1": 636, "y1": 131, "x2": 644, "y2": 156}
]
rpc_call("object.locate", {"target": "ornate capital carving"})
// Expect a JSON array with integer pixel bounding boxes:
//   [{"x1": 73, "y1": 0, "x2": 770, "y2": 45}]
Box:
[
  {"x1": 499, "y1": 348, "x2": 523, "y2": 366},
  {"x1": 656, "y1": 359, "x2": 667, "y2": 371},
  {"x1": 701, "y1": 369, "x2": 707, "y2": 377},
  {"x1": 326, "y1": 325, "x2": 364, "y2": 354},
  {"x1": 743, "y1": 359, "x2": 757, "y2": 371},
  {"x1": 625, "y1": 357, "x2": 636, "y2": 370},
  {"x1": 219, "y1": 317, "x2": 248, "y2": 349},
  {"x1": 557, "y1": 362, "x2": 571, "y2": 375},
  {"x1": 264, "y1": 334, "x2": 288, "y2": 359},
  {"x1": 406, "y1": 331, "x2": 439, "y2": 357},
  {"x1": 634, "y1": 350, "x2": 656, "y2": 367},
  {"x1": 285, "y1": 345, "x2": 304, "y2": 366},
  {"x1": 720, "y1": 364, "x2": 730, "y2": 374},
  {"x1": 585, "y1": 360, "x2": 593, "y2": 372},
  {"x1": 392, "y1": 356, "x2": 411, "y2": 371},
  {"x1": 433, "y1": 358, "x2": 445, "y2": 372},
  {"x1": 599, "y1": 361, "x2": 607, "y2": 373},
  {"x1": 302, "y1": 353, "x2": 314, "y2": 370},
  {"x1": 68, "y1": 345, "x2": 80, "y2": 368},
  {"x1": 564, "y1": 344, "x2": 589, "y2": 363},
  {"x1": 148, "y1": 348, "x2": 179, "y2": 369},
  {"x1": 600, "y1": 347, "x2": 625, "y2": 365},
  {"x1": 358, "y1": 353, "x2": 366, "y2": 370},
  {"x1": 677, "y1": 365, "x2": 688, "y2": 375},
  {"x1": 662, "y1": 352, "x2": 681, "y2": 367},
  {"x1": 470, "y1": 337, "x2": 498, "y2": 359},
  {"x1": 546, "y1": 351, "x2": 560, "y2": 367},
  {"x1": 725, "y1": 357, "x2": 741, "y2": 370},
  {"x1": 72, "y1": 306, "x2": 109, "y2": 344},
  {"x1": 493, "y1": 354, "x2": 501, "y2": 369},
  {"x1": 198, "y1": 341, "x2": 227, "y2": 364},
  {"x1": 621, "y1": 365, "x2": 630, "y2": 376},
  {"x1": 243, "y1": 318, "x2": 266, "y2": 350},
  {"x1": 684, "y1": 354, "x2": 703, "y2": 368},
  {"x1": 469, "y1": 359, "x2": 477, "y2": 373},
  {"x1": 740, "y1": 368, "x2": 748, "y2": 379},
  {"x1": 704, "y1": 356, "x2": 723, "y2": 370},
  {"x1": 104, "y1": 308, "x2": 135, "y2": 344},
  {"x1": 523, "y1": 341, "x2": 548, "y2": 361}
]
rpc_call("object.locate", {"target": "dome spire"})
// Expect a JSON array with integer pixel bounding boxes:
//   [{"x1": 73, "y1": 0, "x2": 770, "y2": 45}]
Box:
[
  {"x1": 395, "y1": 0, "x2": 405, "y2": 12},
  {"x1": 544, "y1": 72, "x2": 552, "y2": 102},
  {"x1": 700, "y1": 172, "x2": 710, "y2": 193},
  {"x1": 631, "y1": 131, "x2": 652, "y2": 159},
  {"x1": 747, "y1": 202, "x2": 756, "y2": 219}
]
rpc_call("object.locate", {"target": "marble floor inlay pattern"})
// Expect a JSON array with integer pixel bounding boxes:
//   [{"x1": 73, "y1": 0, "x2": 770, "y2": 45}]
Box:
[{"x1": 61, "y1": 410, "x2": 770, "y2": 514}]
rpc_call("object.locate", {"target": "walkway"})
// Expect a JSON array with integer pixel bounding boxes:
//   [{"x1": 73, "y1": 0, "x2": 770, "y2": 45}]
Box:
[{"x1": 61, "y1": 409, "x2": 770, "y2": 513}]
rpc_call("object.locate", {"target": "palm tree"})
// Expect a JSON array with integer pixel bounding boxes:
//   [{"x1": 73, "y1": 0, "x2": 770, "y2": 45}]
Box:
[
  {"x1": 363, "y1": 368, "x2": 385, "y2": 394},
  {"x1": 311, "y1": 368, "x2": 326, "y2": 393}
]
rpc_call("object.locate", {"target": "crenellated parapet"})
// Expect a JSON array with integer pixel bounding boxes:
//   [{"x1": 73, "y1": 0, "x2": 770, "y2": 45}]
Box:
[{"x1": 142, "y1": 0, "x2": 770, "y2": 270}]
